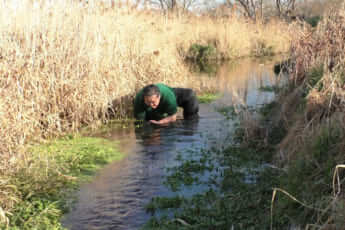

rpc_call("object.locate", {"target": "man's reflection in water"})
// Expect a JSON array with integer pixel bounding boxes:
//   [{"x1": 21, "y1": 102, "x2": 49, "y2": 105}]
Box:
[{"x1": 134, "y1": 118, "x2": 200, "y2": 147}]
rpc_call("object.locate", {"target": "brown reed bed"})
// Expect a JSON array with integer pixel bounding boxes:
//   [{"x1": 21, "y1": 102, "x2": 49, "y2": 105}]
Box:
[{"x1": 0, "y1": 0, "x2": 295, "y2": 226}]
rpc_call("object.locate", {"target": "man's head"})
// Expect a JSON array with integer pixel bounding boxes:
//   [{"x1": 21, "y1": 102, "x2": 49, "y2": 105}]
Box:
[{"x1": 143, "y1": 84, "x2": 161, "y2": 109}]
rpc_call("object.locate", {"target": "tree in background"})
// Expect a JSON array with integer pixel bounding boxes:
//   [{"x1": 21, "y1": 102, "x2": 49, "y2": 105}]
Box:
[
  {"x1": 144, "y1": 0, "x2": 199, "y2": 11},
  {"x1": 123, "y1": 0, "x2": 342, "y2": 19},
  {"x1": 275, "y1": 0, "x2": 295, "y2": 18},
  {"x1": 204, "y1": 0, "x2": 340, "y2": 21},
  {"x1": 230, "y1": 0, "x2": 264, "y2": 20}
]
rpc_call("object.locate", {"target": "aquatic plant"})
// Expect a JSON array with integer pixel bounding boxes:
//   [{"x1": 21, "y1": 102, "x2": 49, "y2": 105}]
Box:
[{"x1": 143, "y1": 136, "x2": 282, "y2": 230}]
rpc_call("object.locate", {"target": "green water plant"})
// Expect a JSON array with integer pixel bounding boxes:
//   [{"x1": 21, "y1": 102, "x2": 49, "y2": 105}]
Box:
[{"x1": 142, "y1": 103, "x2": 289, "y2": 230}]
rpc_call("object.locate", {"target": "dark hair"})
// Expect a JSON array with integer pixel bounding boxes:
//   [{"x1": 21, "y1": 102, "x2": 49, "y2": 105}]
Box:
[{"x1": 143, "y1": 84, "x2": 160, "y2": 97}]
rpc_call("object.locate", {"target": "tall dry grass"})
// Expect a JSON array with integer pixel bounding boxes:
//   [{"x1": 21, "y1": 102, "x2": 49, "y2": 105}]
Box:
[
  {"x1": 0, "y1": 0, "x2": 295, "y2": 158},
  {"x1": 0, "y1": 0, "x2": 294, "y2": 224}
]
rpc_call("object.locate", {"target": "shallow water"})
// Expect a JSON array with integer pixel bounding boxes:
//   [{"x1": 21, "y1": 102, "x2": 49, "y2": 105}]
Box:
[{"x1": 62, "y1": 57, "x2": 286, "y2": 230}]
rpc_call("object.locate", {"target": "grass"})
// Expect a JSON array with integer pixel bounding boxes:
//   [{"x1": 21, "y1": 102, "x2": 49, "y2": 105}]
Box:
[
  {"x1": 197, "y1": 93, "x2": 222, "y2": 104},
  {"x1": 0, "y1": 135, "x2": 123, "y2": 230}
]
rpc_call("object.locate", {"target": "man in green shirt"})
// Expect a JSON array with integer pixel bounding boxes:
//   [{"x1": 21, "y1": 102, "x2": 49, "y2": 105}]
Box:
[{"x1": 134, "y1": 83, "x2": 199, "y2": 125}]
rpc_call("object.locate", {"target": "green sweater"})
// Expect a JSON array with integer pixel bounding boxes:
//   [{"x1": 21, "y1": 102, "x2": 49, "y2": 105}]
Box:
[{"x1": 134, "y1": 83, "x2": 177, "y2": 121}]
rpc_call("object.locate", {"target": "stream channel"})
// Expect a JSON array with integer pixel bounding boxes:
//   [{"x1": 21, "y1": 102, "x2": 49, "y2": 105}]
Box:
[{"x1": 62, "y1": 57, "x2": 286, "y2": 230}]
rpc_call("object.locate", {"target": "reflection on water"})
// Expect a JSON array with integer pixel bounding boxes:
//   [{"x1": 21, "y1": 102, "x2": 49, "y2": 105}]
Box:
[
  {"x1": 62, "y1": 57, "x2": 285, "y2": 230},
  {"x1": 194, "y1": 57, "x2": 286, "y2": 107}
]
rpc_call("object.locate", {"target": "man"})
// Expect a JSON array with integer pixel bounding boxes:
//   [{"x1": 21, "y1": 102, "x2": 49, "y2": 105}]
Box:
[{"x1": 133, "y1": 83, "x2": 199, "y2": 125}]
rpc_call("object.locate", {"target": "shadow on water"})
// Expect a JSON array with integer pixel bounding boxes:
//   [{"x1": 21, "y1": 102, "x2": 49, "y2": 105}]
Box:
[{"x1": 61, "y1": 56, "x2": 286, "y2": 230}]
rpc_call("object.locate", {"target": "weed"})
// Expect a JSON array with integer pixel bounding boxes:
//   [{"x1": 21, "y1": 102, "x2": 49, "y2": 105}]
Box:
[{"x1": 143, "y1": 115, "x2": 284, "y2": 229}]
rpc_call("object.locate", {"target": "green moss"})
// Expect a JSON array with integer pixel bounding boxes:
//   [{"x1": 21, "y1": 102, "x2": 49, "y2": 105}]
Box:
[{"x1": 3, "y1": 135, "x2": 124, "y2": 230}]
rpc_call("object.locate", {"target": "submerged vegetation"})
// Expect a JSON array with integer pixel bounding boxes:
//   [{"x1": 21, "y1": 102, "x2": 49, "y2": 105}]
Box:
[{"x1": 142, "y1": 103, "x2": 282, "y2": 229}]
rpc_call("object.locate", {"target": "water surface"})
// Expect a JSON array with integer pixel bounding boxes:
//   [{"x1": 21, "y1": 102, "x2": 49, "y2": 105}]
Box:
[{"x1": 62, "y1": 57, "x2": 286, "y2": 230}]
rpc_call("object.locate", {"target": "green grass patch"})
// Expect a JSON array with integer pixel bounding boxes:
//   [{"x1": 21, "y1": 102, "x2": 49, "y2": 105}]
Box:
[
  {"x1": 197, "y1": 93, "x2": 222, "y2": 104},
  {"x1": 3, "y1": 135, "x2": 124, "y2": 230}
]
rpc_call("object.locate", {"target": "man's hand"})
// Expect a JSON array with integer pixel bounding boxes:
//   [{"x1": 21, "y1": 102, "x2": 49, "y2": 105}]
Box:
[
  {"x1": 149, "y1": 120, "x2": 161, "y2": 125},
  {"x1": 149, "y1": 114, "x2": 177, "y2": 125}
]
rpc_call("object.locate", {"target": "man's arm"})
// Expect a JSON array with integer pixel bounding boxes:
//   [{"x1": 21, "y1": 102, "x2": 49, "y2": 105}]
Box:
[
  {"x1": 133, "y1": 92, "x2": 146, "y2": 120},
  {"x1": 149, "y1": 113, "x2": 177, "y2": 125},
  {"x1": 134, "y1": 110, "x2": 146, "y2": 120}
]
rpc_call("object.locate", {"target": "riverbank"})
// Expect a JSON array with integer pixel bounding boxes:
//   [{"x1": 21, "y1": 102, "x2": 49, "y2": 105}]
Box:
[
  {"x1": 263, "y1": 4, "x2": 345, "y2": 228},
  {"x1": 0, "y1": 0, "x2": 297, "y2": 228},
  {"x1": 0, "y1": 135, "x2": 124, "y2": 229},
  {"x1": 142, "y1": 4, "x2": 345, "y2": 229}
]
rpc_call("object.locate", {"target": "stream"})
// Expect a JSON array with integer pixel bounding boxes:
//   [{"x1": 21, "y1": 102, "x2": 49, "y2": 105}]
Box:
[{"x1": 62, "y1": 57, "x2": 286, "y2": 230}]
